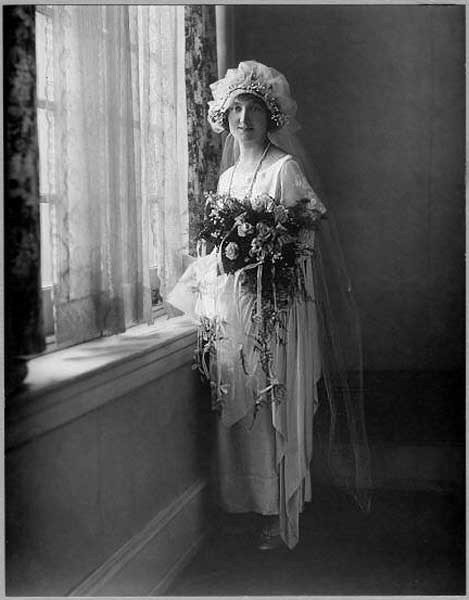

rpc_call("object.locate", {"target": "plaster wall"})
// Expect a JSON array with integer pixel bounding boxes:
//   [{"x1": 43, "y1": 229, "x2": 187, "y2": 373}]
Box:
[
  {"x1": 6, "y1": 364, "x2": 206, "y2": 595},
  {"x1": 234, "y1": 5, "x2": 465, "y2": 371}
]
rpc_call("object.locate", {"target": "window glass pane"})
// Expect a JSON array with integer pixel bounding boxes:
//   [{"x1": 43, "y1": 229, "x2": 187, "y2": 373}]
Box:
[
  {"x1": 36, "y1": 11, "x2": 47, "y2": 97},
  {"x1": 35, "y1": 9, "x2": 55, "y2": 102},
  {"x1": 37, "y1": 109, "x2": 56, "y2": 196},
  {"x1": 34, "y1": 5, "x2": 187, "y2": 344},
  {"x1": 40, "y1": 202, "x2": 53, "y2": 287}
]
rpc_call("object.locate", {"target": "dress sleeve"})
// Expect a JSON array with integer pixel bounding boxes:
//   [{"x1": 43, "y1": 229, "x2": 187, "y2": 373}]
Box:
[
  {"x1": 217, "y1": 167, "x2": 232, "y2": 194},
  {"x1": 278, "y1": 158, "x2": 327, "y2": 214}
]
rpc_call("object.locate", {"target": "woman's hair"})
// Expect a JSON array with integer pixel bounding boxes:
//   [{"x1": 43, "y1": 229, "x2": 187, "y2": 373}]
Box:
[{"x1": 223, "y1": 93, "x2": 280, "y2": 133}]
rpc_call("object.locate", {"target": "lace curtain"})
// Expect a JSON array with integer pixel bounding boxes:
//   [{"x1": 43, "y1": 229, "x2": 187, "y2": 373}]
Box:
[
  {"x1": 184, "y1": 6, "x2": 221, "y2": 254},
  {"x1": 38, "y1": 6, "x2": 188, "y2": 348}
]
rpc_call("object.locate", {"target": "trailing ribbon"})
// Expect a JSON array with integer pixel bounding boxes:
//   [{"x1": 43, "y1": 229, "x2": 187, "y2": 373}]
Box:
[
  {"x1": 272, "y1": 263, "x2": 281, "y2": 361},
  {"x1": 196, "y1": 317, "x2": 218, "y2": 382},
  {"x1": 256, "y1": 376, "x2": 281, "y2": 407},
  {"x1": 197, "y1": 248, "x2": 287, "y2": 421},
  {"x1": 257, "y1": 377, "x2": 280, "y2": 396},
  {"x1": 233, "y1": 261, "x2": 262, "y2": 379},
  {"x1": 256, "y1": 262, "x2": 263, "y2": 321}
]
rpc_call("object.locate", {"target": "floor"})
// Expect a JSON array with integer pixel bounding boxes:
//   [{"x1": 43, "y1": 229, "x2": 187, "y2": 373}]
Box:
[
  {"x1": 168, "y1": 370, "x2": 465, "y2": 596},
  {"x1": 168, "y1": 484, "x2": 465, "y2": 596}
]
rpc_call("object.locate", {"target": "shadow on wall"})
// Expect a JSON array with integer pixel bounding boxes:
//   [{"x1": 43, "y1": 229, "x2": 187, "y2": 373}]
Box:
[{"x1": 233, "y1": 4, "x2": 465, "y2": 372}]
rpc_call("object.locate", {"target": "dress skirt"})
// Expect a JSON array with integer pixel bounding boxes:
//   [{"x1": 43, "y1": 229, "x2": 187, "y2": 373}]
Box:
[
  {"x1": 212, "y1": 260, "x2": 322, "y2": 548},
  {"x1": 167, "y1": 243, "x2": 322, "y2": 549}
]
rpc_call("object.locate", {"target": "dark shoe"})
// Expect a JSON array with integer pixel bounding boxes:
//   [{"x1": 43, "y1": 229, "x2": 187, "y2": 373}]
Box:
[{"x1": 257, "y1": 529, "x2": 284, "y2": 550}]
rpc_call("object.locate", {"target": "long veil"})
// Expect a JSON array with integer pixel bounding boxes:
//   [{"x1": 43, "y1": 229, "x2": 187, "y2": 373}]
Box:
[{"x1": 221, "y1": 130, "x2": 372, "y2": 512}]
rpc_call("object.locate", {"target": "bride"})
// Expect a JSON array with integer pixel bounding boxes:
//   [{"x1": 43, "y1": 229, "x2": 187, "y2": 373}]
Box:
[{"x1": 169, "y1": 60, "x2": 371, "y2": 550}]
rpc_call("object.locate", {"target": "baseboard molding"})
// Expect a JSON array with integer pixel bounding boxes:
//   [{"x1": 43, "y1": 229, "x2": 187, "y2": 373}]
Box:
[
  {"x1": 150, "y1": 530, "x2": 208, "y2": 596},
  {"x1": 68, "y1": 478, "x2": 207, "y2": 597}
]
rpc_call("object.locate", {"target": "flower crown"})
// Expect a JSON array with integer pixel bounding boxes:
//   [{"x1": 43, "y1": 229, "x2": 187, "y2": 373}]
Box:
[{"x1": 207, "y1": 61, "x2": 297, "y2": 134}]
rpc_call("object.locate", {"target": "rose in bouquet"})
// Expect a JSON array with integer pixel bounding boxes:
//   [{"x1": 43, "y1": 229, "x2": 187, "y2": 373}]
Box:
[{"x1": 198, "y1": 191, "x2": 323, "y2": 307}]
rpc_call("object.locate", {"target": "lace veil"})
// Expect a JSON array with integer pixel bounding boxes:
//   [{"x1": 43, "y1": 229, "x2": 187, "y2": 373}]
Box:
[
  {"x1": 220, "y1": 116, "x2": 372, "y2": 514},
  {"x1": 206, "y1": 59, "x2": 372, "y2": 511}
]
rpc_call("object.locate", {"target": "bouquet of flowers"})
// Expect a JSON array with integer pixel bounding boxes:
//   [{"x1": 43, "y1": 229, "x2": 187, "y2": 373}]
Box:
[
  {"x1": 198, "y1": 191, "x2": 322, "y2": 307},
  {"x1": 196, "y1": 190, "x2": 324, "y2": 416}
]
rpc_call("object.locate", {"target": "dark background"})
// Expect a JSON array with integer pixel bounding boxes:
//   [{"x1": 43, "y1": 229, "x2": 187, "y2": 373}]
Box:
[{"x1": 233, "y1": 4, "x2": 465, "y2": 372}]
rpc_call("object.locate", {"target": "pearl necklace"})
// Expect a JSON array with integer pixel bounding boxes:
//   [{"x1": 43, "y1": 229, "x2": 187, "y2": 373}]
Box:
[{"x1": 228, "y1": 141, "x2": 272, "y2": 199}]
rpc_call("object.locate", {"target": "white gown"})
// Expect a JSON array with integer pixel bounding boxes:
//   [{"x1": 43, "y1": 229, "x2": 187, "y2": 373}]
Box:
[{"x1": 169, "y1": 153, "x2": 326, "y2": 548}]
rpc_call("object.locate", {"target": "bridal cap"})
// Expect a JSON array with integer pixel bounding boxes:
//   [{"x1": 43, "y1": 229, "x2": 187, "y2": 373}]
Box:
[{"x1": 208, "y1": 60, "x2": 298, "y2": 134}]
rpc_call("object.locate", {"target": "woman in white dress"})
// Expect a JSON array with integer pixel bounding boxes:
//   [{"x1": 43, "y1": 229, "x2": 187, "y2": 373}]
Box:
[{"x1": 169, "y1": 61, "x2": 371, "y2": 550}]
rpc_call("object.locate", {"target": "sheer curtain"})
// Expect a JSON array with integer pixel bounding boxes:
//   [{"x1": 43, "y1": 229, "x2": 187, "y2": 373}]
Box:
[{"x1": 39, "y1": 6, "x2": 188, "y2": 348}]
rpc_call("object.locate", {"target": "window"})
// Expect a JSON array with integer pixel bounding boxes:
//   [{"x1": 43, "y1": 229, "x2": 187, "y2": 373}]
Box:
[
  {"x1": 36, "y1": 7, "x2": 55, "y2": 338},
  {"x1": 35, "y1": 6, "x2": 189, "y2": 349}
]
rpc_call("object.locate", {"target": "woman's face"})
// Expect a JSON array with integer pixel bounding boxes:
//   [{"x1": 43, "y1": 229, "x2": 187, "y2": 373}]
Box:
[{"x1": 227, "y1": 94, "x2": 269, "y2": 146}]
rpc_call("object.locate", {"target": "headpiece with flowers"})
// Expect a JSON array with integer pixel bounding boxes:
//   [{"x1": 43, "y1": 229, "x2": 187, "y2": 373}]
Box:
[{"x1": 208, "y1": 60, "x2": 299, "y2": 134}]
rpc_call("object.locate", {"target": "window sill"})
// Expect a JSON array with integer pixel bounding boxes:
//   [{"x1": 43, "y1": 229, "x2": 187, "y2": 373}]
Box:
[{"x1": 6, "y1": 315, "x2": 198, "y2": 451}]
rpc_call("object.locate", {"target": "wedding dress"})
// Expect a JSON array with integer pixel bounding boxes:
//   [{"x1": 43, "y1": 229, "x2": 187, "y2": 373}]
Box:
[
  {"x1": 169, "y1": 152, "x2": 326, "y2": 548},
  {"x1": 170, "y1": 58, "x2": 372, "y2": 550}
]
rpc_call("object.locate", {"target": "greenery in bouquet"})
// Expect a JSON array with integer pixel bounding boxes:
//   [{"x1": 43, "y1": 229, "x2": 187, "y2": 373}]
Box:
[
  {"x1": 196, "y1": 190, "x2": 324, "y2": 416},
  {"x1": 198, "y1": 190, "x2": 322, "y2": 308}
]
